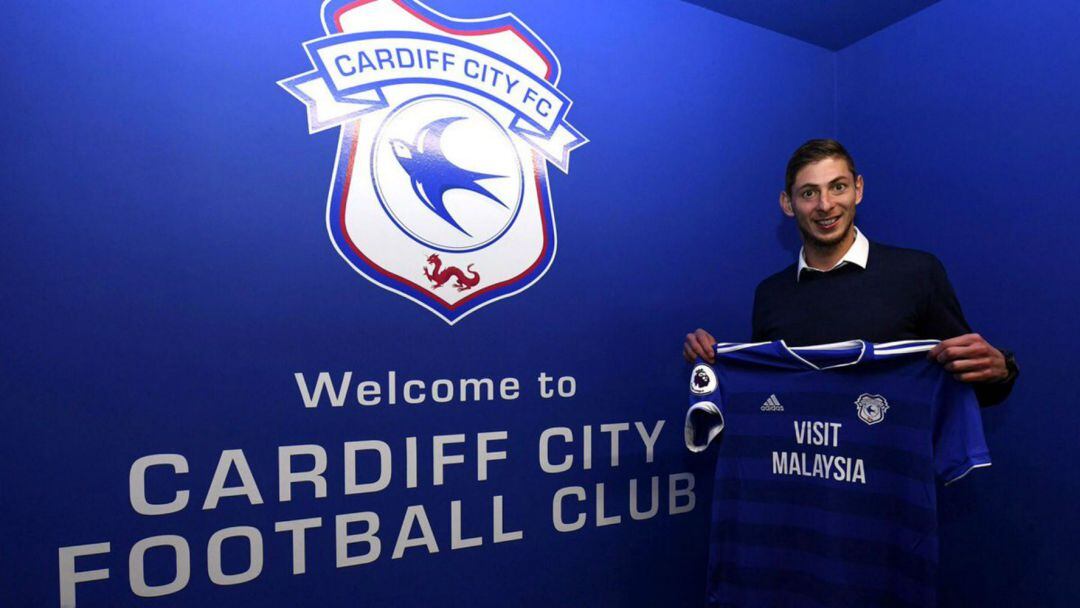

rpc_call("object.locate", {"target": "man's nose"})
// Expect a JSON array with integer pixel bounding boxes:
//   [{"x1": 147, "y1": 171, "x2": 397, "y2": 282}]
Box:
[{"x1": 817, "y1": 191, "x2": 836, "y2": 212}]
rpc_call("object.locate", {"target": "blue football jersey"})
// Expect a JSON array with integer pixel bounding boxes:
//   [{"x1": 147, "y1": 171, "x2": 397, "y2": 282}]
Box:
[{"x1": 685, "y1": 340, "x2": 991, "y2": 608}]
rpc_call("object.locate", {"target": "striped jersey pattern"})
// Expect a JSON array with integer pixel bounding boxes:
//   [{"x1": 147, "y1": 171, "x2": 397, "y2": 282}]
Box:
[{"x1": 685, "y1": 340, "x2": 990, "y2": 608}]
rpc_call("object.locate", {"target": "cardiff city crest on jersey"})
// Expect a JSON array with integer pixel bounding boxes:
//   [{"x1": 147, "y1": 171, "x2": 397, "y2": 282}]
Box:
[
  {"x1": 855, "y1": 393, "x2": 889, "y2": 425},
  {"x1": 279, "y1": 0, "x2": 587, "y2": 324}
]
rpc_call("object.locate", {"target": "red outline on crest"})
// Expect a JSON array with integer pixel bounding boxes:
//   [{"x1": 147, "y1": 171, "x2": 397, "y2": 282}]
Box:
[
  {"x1": 338, "y1": 123, "x2": 549, "y2": 311},
  {"x1": 333, "y1": 0, "x2": 553, "y2": 80},
  {"x1": 330, "y1": 0, "x2": 555, "y2": 312}
]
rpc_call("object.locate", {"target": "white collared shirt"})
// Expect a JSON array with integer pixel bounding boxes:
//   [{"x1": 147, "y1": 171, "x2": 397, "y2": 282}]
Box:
[{"x1": 796, "y1": 227, "x2": 869, "y2": 281}]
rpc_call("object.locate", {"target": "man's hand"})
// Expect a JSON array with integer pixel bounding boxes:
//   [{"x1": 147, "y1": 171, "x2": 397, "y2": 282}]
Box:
[
  {"x1": 928, "y1": 333, "x2": 1009, "y2": 383},
  {"x1": 683, "y1": 328, "x2": 717, "y2": 364}
]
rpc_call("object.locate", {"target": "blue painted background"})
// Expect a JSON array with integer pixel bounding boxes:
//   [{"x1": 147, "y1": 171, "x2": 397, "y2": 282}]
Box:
[
  {"x1": 836, "y1": 1, "x2": 1080, "y2": 605},
  {"x1": 2, "y1": 0, "x2": 1075, "y2": 605}
]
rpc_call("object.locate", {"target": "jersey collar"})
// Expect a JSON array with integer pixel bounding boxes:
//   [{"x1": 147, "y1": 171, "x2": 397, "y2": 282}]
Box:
[
  {"x1": 779, "y1": 339, "x2": 868, "y2": 370},
  {"x1": 796, "y1": 227, "x2": 869, "y2": 281}
]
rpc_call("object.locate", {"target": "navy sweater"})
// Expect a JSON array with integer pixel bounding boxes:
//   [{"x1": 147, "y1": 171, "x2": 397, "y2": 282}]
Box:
[{"x1": 752, "y1": 241, "x2": 1014, "y2": 406}]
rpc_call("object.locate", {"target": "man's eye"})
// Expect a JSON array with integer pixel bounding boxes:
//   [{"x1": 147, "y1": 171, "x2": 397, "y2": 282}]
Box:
[
  {"x1": 801, "y1": 190, "x2": 816, "y2": 199},
  {"x1": 832, "y1": 183, "x2": 847, "y2": 192}
]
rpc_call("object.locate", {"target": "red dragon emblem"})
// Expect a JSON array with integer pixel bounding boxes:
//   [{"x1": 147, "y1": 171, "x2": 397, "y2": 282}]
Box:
[{"x1": 423, "y1": 254, "x2": 480, "y2": 292}]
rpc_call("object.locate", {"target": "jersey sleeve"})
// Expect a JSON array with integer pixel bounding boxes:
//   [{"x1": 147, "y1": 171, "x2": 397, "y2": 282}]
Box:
[
  {"x1": 685, "y1": 361, "x2": 724, "y2": 452},
  {"x1": 932, "y1": 373, "x2": 992, "y2": 484}
]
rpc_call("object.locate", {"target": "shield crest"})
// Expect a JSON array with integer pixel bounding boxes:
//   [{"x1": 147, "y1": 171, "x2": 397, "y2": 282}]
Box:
[
  {"x1": 855, "y1": 393, "x2": 889, "y2": 425},
  {"x1": 280, "y1": 0, "x2": 587, "y2": 324}
]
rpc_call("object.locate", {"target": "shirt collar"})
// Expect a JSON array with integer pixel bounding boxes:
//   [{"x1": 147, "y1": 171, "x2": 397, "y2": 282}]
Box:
[{"x1": 796, "y1": 227, "x2": 869, "y2": 281}]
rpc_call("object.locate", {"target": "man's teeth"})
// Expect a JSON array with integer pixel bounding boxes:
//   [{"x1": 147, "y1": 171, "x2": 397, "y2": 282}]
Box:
[{"x1": 816, "y1": 218, "x2": 839, "y2": 227}]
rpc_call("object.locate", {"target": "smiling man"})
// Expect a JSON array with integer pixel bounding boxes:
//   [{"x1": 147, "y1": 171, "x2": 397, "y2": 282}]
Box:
[{"x1": 684, "y1": 139, "x2": 1017, "y2": 405}]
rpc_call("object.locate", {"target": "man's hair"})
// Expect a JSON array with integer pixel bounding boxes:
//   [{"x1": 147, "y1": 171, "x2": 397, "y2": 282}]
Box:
[{"x1": 784, "y1": 139, "x2": 858, "y2": 195}]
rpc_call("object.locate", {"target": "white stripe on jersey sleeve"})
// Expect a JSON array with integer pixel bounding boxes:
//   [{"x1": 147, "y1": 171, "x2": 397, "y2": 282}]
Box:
[
  {"x1": 713, "y1": 341, "x2": 771, "y2": 354},
  {"x1": 944, "y1": 461, "x2": 992, "y2": 486},
  {"x1": 790, "y1": 339, "x2": 866, "y2": 350},
  {"x1": 874, "y1": 339, "x2": 941, "y2": 355}
]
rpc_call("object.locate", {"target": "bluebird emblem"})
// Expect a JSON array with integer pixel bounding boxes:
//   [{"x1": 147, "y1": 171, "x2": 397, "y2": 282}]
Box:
[
  {"x1": 279, "y1": 0, "x2": 587, "y2": 324},
  {"x1": 389, "y1": 117, "x2": 506, "y2": 236}
]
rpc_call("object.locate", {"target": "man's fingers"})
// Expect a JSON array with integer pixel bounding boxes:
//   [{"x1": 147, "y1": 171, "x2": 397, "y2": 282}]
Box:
[
  {"x1": 930, "y1": 334, "x2": 1007, "y2": 383},
  {"x1": 955, "y1": 369, "x2": 995, "y2": 383},
  {"x1": 935, "y1": 344, "x2": 983, "y2": 363},
  {"x1": 690, "y1": 329, "x2": 716, "y2": 363},
  {"x1": 683, "y1": 337, "x2": 714, "y2": 363},
  {"x1": 694, "y1": 334, "x2": 713, "y2": 352},
  {"x1": 685, "y1": 343, "x2": 707, "y2": 363},
  {"x1": 944, "y1": 357, "x2": 991, "y2": 373},
  {"x1": 930, "y1": 333, "x2": 977, "y2": 355}
]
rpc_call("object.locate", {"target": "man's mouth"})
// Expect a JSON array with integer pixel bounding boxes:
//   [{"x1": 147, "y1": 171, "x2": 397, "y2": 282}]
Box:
[{"x1": 814, "y1": 217, "x2": 841, "y2": 229}]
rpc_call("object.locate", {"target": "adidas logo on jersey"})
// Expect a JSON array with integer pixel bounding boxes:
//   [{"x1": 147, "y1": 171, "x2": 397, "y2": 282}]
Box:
[{"x1": 761, "y1": 394, "x2": 784, "y2": 412}]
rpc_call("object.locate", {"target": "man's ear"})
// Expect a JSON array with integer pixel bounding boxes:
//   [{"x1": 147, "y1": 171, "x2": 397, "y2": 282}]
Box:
[
  {"x1": 779, "y1": 191, "x2": 795, "y2": 217},
  {"x1": 854, "y1": 174, "x2": 864, "y2": 206}
]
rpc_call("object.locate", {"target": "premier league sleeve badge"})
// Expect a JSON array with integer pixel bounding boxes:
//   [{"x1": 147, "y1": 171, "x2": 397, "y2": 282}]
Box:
[{"x1": 279, "y1": 0, "x2": 587, "y2": 324}]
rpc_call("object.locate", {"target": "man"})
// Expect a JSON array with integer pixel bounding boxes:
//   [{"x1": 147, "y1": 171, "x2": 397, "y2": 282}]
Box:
[{"x1": 683, "y1": 139, "x2": 1017, "y2": 405}]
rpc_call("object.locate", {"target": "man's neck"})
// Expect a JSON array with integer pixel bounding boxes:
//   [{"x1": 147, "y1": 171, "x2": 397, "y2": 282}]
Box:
[{"x1": 803, "y1": 229, "x2": 857, "y2": 271}]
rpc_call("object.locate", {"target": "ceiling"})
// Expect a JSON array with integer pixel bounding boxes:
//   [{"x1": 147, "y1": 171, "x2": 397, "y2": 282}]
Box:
[{"x1": 683, "y1": 0, "x2": 941, "y2": 50}]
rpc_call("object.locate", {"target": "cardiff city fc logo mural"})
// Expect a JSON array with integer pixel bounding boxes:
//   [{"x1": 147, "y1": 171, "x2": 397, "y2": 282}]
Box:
[{"x1": 280, "y1": 0, "x2": 587, "y2": 324}]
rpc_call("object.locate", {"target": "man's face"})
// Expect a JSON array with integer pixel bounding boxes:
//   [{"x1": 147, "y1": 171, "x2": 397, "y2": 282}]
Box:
[{"x1": 780, "y1": 156, "x2": 863, "y2": 248}]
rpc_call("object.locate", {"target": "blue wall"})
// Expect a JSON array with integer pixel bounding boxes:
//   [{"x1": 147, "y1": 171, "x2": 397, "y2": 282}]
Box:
[
  {"x1": 8, "y1": 0, "x2": 1073, "y2": 605},
  {"x1": 837, "y1": 1, "x2": 1080, "y2": 605},
  {"x1": 1, "y1": 1, "x2": 837, "y2": 606}
]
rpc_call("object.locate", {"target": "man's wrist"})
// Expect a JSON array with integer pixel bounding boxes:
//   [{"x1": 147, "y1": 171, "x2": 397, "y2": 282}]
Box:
[{"x1": 996, "y1": 349, "x2": 1019, "y2": 383}]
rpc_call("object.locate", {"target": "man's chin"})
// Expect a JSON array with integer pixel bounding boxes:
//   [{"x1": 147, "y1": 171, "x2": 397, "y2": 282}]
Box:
[{"x1": 800, "y1": 225, "x2": 852, "y2": 249}]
